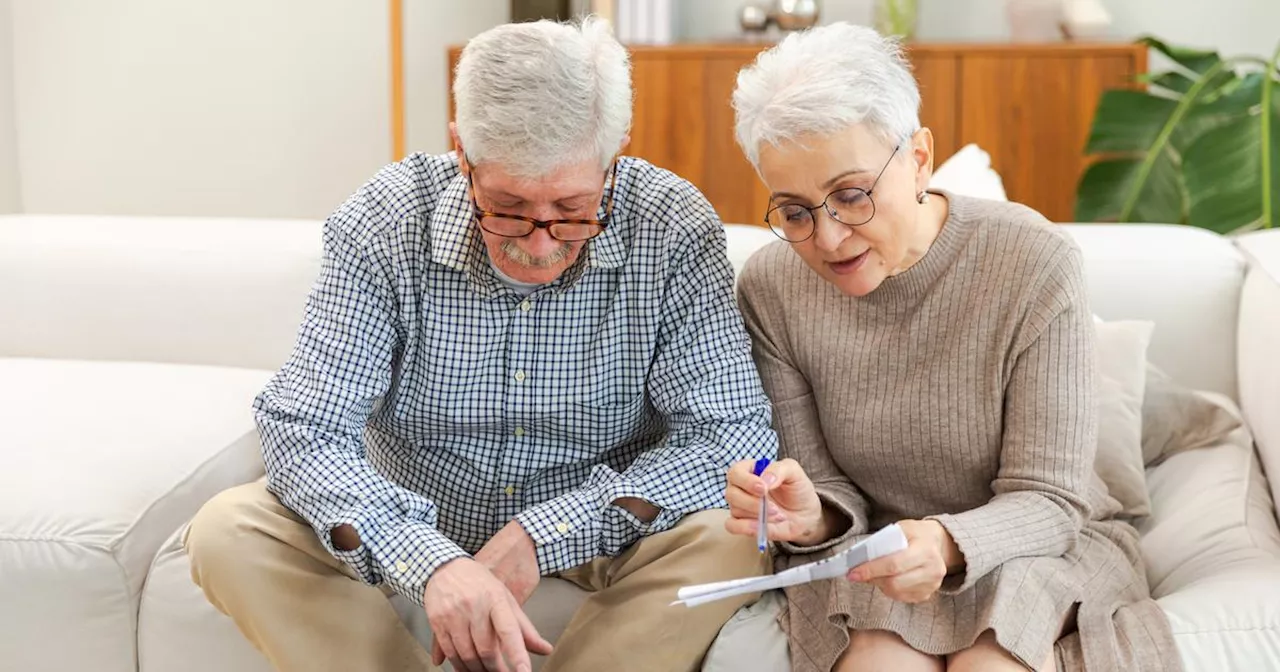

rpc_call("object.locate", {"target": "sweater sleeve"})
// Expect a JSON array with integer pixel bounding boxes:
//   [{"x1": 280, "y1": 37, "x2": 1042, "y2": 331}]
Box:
[
  {"x1": 736, "y1": 250, "x2": 871, "y2": 554},
  {"x1": 927, "y1": 244, "x2": 1098, "y2": 593}
]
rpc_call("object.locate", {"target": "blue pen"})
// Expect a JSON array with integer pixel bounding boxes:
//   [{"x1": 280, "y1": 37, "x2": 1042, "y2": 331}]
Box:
[{"x1": 753, "y1": 458, "x2": 771, "y2": 553}]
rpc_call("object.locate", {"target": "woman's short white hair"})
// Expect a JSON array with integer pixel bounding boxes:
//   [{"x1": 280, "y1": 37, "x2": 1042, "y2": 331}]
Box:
[
  {"x1": 453, "y1": 16, "x2": 632, "y2": 178},
  {"x1": 732, "y1": 22, "x2": 921, "y2": 170}
]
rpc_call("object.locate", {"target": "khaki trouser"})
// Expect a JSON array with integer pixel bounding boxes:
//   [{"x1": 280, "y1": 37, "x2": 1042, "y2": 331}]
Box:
[{"x1": 184, "y1": 480, "x2": 766, "y2": 672}]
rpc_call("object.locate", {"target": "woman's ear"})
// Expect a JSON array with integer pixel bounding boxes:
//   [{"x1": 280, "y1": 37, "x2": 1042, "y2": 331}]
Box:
[{"x1": 910, "y1": 127, "x2": 935, "y2": 194}]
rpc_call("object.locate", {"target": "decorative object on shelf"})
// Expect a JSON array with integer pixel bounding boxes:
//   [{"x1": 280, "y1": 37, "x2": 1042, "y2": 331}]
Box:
[
  {"x1": 772, "y1": 0, "x2": 821, "y2": 31},
  {"x1": 738, "y1": 3, "x2": 772, "y2": 35},
  {"x1": 1076, "y1": 36, "x2": 1280, "y2": 233},
  {"x1": 1005, "y1": 0, "x2": 1064, "y2": 42},
  {"x1": 873, "y1": 0, "x2": 919, "y2": 40},
  {"x1": 511, "y1": 0, "x2": 573, "y2": 22},
  {"x1": 1060, "y1": 0, "x2": 1111, "y2": 40},
  {"x1": 611, "y1": 0, "x2": 675, "y2": 44}
]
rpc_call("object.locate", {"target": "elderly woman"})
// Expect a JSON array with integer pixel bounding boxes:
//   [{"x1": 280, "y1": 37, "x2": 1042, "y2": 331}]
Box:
[{"x1": 721, "y1": 23, "x2": 1181, "y2": 672}]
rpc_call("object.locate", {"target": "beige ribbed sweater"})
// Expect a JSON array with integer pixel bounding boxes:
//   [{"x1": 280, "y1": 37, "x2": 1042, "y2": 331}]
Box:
[{"x1": 736, "y1": 192, "x2": 1181, "y2": 672}]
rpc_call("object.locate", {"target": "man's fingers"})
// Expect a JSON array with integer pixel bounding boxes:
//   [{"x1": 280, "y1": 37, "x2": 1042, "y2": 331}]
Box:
[
  {"x1": 434, "y1": 630, "x2": 460, "y2": 668},
  {"x1": 447, "y1": 626, "x2": 483, "y2": 672},
  {"x1": 471, "y1": 615, "x2": 504, "y2": 672},
  {"x1": 492, "y1": 603, "x2": 537, "y2": 672},
  {"x1": 512, "y1": 598, "x2": 553, "y2": 655},
  {"x1": 430, "y1": 637, "x2": 447, "y2": 667},
  {"x1": 490, "y1": 603, "x2": 528, "y2": 672}
]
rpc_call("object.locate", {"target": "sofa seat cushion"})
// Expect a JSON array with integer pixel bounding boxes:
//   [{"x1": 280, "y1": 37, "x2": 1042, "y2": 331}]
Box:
[
  {"x1": 0, "y1": 358, "x2": 270, "y2": 672},
  {"x1": 1139, "y1": 410, "x2": 1280, "y2": 670}
]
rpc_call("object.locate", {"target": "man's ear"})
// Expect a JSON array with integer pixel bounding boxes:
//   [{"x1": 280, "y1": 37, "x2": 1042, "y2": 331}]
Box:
[{"x1": 450, "y1": 122, "x2": 469, "y2": 177}]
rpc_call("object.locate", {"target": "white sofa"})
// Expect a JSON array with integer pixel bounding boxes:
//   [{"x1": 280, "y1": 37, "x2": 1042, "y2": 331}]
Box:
[{"x1": 2, "y1": 213, "x2": 1279, "y2": 672}]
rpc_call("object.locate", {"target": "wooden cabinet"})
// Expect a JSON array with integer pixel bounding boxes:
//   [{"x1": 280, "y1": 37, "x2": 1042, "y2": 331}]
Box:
[{"x1": 446, "y1": 42, "x2": 1146, "y2": 225}]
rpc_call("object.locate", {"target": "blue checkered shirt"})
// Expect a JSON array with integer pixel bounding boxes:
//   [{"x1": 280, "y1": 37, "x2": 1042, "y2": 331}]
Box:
[{"x1": 254, "y1": 152, "x2": 778, "y2": 607}]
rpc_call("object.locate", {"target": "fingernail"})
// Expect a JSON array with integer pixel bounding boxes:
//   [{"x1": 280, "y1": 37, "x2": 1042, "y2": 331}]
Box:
[
  {"x1": 763, "y1": 473, "x2": 777, "y2": 486},
  {"x1": 848, "y1": 570, "x2": 863, "y2": 582}
]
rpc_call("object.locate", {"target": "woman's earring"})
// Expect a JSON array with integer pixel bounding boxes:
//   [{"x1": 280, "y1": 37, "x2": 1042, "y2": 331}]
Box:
[{"x1": 917, "y1": 190, "x2": 930, "y2": 204}]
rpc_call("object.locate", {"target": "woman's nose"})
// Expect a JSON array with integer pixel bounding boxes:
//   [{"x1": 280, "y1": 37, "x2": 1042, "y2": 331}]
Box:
[{"x1": 811, "y1": 209, "x2": 850, "y2": 252}]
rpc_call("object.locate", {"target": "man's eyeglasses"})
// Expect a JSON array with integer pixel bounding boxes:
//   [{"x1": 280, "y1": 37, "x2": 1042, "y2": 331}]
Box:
[
  {"x1": 466, "y1": 160, "x2": 617, "y2": 242},
  {"x1": 764, "y1": 144, "x2": 900, "y2": 243}
]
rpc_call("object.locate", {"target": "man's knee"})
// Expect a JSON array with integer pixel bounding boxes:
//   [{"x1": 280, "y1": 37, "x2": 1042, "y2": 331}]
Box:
[
  {"x1": 185, "y1": 482, "x2": 279, "y2": 588},
  {"x1": 670, "y1": 508, "x2": 763, "y2": 574}
]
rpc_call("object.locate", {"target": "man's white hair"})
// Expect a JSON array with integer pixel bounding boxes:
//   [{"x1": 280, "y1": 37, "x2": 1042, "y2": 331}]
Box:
[
  {"x1": 732, "y1": 23, "x2": 921, "y2": 170},
  {"x1": 453, "y1": 17, "x2": 632, "y2": 178}
]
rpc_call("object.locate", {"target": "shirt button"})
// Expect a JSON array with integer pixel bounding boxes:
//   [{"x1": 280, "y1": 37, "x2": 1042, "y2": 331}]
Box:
[
  {"x1": 514, "y1": 426, "x2": 525, "y2": 437},
  {"x1": 520, "y1": 300, "x2": 532, "y2": 312},
  {"x1": 504, "y1": 485, "x2": 515, "y2": 496},
  {"x1": 394, "y1": 560, "x2": 408, "y2": 575},
  {"x1": 555, "y1": 522, "x2": 569, "y2": 534},
  {"x1": 514, "y1": 370, "x2": 526, "y2": 383}
]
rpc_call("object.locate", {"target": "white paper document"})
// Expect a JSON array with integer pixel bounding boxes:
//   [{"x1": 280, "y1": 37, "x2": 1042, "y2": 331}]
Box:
[{"x1": 671, "y1": 524, "x2": 909, "y2": 608}]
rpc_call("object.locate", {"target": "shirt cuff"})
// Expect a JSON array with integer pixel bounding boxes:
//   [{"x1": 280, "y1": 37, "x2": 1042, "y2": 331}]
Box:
[
  {"x1": 602, "y1": 502, "x2": 681, "y2": 552},
  {"x1": 515, "y1": 488, "x2": 606, "y2": 576},
  {"x1": 777, "y1": 485, "x2": 869, "y2": 555},
  {"x1": 324, "y1": 513, "x2": 470, "y2": 607}
]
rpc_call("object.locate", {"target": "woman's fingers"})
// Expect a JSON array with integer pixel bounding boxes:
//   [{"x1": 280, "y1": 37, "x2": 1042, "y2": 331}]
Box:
[
  {"x1": 873, "y1": 566, "x2": 943, "y2": 603},
  {"x1": 724, "y1": 515, "x2": 758, "y2": 537},
  {"x1": 724, "y1": 483, "x2": 760, "y2": 518}
]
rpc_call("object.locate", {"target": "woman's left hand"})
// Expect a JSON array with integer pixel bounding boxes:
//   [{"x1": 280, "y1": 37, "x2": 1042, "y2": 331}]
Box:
[{"x1": 845, "y1": 519, "x2": 963, "y2": 604}]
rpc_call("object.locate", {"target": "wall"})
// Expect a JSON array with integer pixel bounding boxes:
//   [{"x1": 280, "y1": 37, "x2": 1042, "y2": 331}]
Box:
[
  {"x1": 403, "y1": 0, "x2": 509, "y2": 156},
  {"x1": 677, "y1": 0, "x2": 1280, "y2": 59},
  {"x1": 0, "y1": 0, "x2": 20, "y2": 213},
  {"x1": 11, "y1": 0, "x2": 392, "y2": 219}
]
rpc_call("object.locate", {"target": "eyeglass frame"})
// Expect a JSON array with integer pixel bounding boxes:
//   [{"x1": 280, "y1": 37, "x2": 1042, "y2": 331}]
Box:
[
  {"x1": 463, "y1": 157, "x2": 618, "y2": 242},
  {"x1": 763, "y1": 143, "x2": 901, "y2": 243}
]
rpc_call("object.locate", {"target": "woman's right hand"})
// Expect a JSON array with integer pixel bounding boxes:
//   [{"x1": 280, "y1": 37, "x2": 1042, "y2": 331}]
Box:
[{"x1": 724, "y1": 458, "x2": 826, "y2": 545}]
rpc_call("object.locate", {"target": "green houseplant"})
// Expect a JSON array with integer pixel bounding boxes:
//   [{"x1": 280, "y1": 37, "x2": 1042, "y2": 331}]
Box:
[{"x1": 1076, "y1": 37, "x2": 1280, "y2": 233}]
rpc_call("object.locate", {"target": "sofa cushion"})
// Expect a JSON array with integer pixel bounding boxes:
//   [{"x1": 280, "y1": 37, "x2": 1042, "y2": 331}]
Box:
[
  {"x1": 0, "y1": 214, "x2": 322, "y2": 371},
  {"x1": 1138, "y1": 400, "x2": 1280, "y2": 669},
  {"x1": 0, "y1": 358, "x2": 270, "y2": 672},
  {"x1": 138, "y1": 525, "x2": 275, "y2": 672},
  {"x1": 1092, "y1": 317, "x2": 1154, "y2": 518},
  {"x1": 1235, "y1": 229, "x2": 1280, "y2": 518}
]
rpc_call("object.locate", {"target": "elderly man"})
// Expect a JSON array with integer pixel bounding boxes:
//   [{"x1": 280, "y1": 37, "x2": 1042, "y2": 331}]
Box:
[{"x1": 184, "y1": 16, "x2": 776, "y2": 672}]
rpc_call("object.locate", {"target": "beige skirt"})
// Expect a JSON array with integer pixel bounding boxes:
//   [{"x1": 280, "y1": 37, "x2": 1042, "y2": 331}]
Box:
[{"x1": 777, "y1": 518, "x2": 1183, "y2": 672}]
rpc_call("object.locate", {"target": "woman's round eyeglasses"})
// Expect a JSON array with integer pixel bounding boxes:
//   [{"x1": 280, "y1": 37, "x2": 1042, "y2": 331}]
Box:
[{"x1": 764, "y1": 144, "x2": 900, "y2": 243}]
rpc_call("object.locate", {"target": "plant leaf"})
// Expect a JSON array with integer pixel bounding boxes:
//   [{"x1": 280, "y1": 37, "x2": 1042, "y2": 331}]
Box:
[
  {"x1": 1085, "y1": 91, "x2": 1178, "y2": 154},
  {"x1": 1146, "y1": 71, "x2": 1195, "y2": 95},
  {"x1": 1139, "y1": 36, "x2": 1223, "y2": 75},
  {"x1": 1183, "y1": 98, "x2": 1280, "y2": 232},
  {"x1": 1076, "y1": 153, "x2": 1184, "y2": 223},
  {"x1": 1172, "y1": 72, "x2": 1263, "y2": 152}
]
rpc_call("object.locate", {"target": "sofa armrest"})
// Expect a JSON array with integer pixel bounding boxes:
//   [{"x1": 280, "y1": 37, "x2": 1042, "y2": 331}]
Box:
[{"x1": 1236, "y1": 230, "x2": 1280, "y2": 514}]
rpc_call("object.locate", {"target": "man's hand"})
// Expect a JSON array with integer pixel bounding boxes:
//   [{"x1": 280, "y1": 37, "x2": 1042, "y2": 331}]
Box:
[
  {"x1": 424, "y1": 558, "x2": 552, "y2": 672},
  {"x1": 845, "y1": 519, "x2": 963, "y2": 604},
  {"x1": 474, "y1": 520, "x2": 542, "y2": 605}
]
